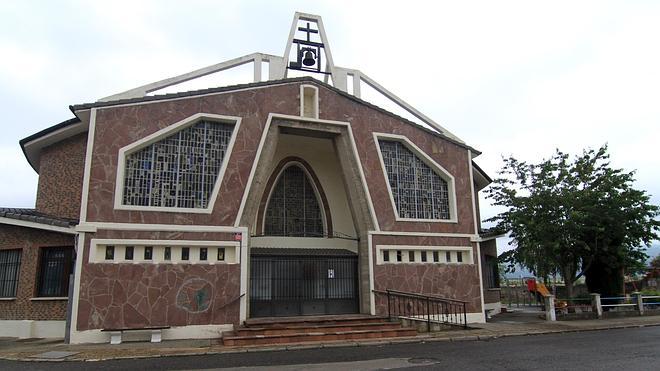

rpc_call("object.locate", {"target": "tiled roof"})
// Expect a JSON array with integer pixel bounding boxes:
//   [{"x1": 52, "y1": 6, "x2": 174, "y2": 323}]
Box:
[{"x1": 0, "y1": 208, "x2": 77, "y2": 228}]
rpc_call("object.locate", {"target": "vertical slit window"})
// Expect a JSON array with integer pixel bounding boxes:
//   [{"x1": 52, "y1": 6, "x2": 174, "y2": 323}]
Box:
[
  {"x1": 383, "y1": 250, "x2": 390, "y2": 262},
  {"x1": 200, "y1": 248, "x2": 208, "y2": 261},
  {"x1": 396, "y1": 250, "x2": 402, "y2": 262},
  {"x1": 264, "y1": 165, "x2": 324, "y2": 237},
  {"x1": 125, "y1": 246, "x2": 134, "y2": 260},
  {"x1": 37, "y1": 247, "x2": 74, "y2": 297},
  {"x1": 433, "y1": 251, "x2": 439, "y2": 262},
  {"x1": 164, "y1": 247, "x2": 171, "y2": 261},
  {"x1": 0, "y1": 249, "x2": 21, "y2": 298},
  {"x1": 378, "y1": 140, "x2": 450, "y2": 220},
  {"x1": 421, "y1": 251, "x2": 427, "y2": 262},
  {"x1": 446, "y1": 251, "x2": 452, "y2": 263},
  {"x1": 123, "y1": 120, "x2": 234, "y2": 208},
  {"x1": 217, "y1": 248, "x2": 225, "y2": 261},
  {"x1": 408, "y1": 251, "x2": 415, "y2": 262},
  {"x1": 105, "y1": 246, "x2": 115, "y2": 260},
  {"x1": 144, "y1": 246, "x2": 153, "y2": 260},
  {"x1": 457, "y1": 251, "x2": 463, "y2": 263},
  {"x1": 181, "y1": 247, "x2": 189, "y2": 261}
]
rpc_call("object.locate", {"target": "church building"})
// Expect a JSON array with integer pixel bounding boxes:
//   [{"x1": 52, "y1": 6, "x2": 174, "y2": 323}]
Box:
[{"x1": 0, "y1": 13, "x2": 501, "y2": 343}]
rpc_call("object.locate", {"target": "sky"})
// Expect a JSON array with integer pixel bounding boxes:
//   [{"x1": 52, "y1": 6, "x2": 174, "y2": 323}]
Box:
[{"x1": 1, "y1": 0, "x2": 658, "y2": 254}]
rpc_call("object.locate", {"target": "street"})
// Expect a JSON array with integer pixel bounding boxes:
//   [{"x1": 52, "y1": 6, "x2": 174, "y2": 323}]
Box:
[{"x1": 1, "y1": 326, "x2": 659, "y2": 370}]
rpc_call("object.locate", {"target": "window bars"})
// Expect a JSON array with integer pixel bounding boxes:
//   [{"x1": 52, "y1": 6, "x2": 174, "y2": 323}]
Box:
[
  {"x1": 264, "y1": 165, "x2": 324, "y2": 237},
  {"x1": 379, "y1": 140, "x2": 450, "y2": 220},
  {"x1": 0, "y1": 249, "x2": 21, "y2": 298},
  {"x1": 37, "y1": 247, "x2": 74, "y2": 297},
  {"x1": 123, "y1": 120, "x2": 234, "y2": 208}
]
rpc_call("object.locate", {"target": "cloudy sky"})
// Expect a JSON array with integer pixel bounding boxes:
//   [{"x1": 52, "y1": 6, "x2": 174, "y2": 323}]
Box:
[{"x1": 1, "y1": 1, "x2": 658, "y2": 252}]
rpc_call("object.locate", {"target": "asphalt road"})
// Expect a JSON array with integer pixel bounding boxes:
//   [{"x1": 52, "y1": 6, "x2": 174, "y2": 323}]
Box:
[{"x1": 2, "y1": 326, "x2": 659, "y2": 370}]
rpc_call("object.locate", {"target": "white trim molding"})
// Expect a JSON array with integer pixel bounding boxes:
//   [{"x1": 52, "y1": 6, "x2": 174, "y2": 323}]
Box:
[
  {"x1": 234, "y1": 113, "x2": 380, "y2": 231},
  {"x1": 113, "y1": 113, "x2": 242, "y2": 214},
  {"x1": 88, "y1": 239, "x2": 240, "y2": 264},
  {"x1": 76, "y1": 222, "x2": 247, "y2": 233},
  {"x1": 375, "y1": 245, "x2": 474, "y2": 265},
  {"x1": 372, "y1": 132, "x2": 458, "y2": 224},
  {"x1": 0, "y1": 217, "x2": 76, "y2": 234}
]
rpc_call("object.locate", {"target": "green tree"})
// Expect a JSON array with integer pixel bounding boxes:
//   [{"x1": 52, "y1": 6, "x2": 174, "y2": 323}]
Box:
[{"x1": 486, "y1": 145, "x2": 659, "y2": 298}]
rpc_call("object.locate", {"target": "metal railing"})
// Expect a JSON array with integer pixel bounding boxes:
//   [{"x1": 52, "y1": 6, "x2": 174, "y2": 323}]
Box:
[{"x1": 377, "y1": 289, "x2": 468, "y2": 331}]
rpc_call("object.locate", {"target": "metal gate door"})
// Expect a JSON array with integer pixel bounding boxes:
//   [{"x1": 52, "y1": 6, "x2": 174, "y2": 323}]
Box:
[{"x1": 250, "y1": 253, "x2": 359, "y2": 317}]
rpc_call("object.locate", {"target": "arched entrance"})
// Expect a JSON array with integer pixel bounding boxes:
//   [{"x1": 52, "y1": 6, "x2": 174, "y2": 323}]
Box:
[{"x1": 250, "y1": 158, "x2": 359, "y2": 317}]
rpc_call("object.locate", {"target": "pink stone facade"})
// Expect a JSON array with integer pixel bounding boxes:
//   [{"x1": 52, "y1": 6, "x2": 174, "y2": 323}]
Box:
[{"x1": 62, "y1": 79, "x2": 484, "y2": 331}]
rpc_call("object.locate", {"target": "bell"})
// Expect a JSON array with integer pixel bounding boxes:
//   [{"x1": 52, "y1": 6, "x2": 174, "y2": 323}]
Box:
[{"x1": 302, "y1": 50, "x2": 316, "y2": 66}]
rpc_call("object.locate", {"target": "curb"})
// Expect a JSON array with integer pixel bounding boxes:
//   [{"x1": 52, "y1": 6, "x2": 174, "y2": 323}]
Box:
[{"x1": 1, "y1": 322, "x2": 659, "y2": 362}]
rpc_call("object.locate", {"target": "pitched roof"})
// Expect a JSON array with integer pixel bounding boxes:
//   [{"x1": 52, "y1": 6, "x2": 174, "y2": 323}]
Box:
[
  {"x1": 0, "y1": 208, "x2": 77, "y2": 228},
  {"x1": 68, "y1": 77, "x2": 481, "y2": 155}
]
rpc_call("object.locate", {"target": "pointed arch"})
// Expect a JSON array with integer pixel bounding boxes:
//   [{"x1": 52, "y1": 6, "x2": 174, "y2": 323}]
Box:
[{"x1": 256, "y1": 156, "x2": 333, "y2": 237}]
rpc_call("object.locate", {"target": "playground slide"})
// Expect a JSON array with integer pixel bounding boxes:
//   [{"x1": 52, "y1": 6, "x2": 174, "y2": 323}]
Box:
[{"x1": 535, "y1": 282, "x2": 551, "y2": 297}]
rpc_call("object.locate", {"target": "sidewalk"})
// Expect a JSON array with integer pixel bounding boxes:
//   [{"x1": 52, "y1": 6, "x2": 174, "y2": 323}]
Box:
[{"x1": 2, "y1": 314, "x2": 659, "y2": 362}]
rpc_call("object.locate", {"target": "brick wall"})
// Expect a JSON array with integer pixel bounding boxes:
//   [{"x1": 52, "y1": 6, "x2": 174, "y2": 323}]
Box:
[
  {"x1": 0, "y1": 224, "x2": 75, "y2": 320},
  {"x1": 35, "y1": 132, "x2": 86, "y2": 220}
]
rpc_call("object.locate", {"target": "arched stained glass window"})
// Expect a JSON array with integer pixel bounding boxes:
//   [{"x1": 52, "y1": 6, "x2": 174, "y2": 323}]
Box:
[
  {"x1": 264, "y1": 165, "x2": 324, "y2": 237},
  {"x1": 379, "y1": 140, "x2": 450, "y2": 219},
  {"x1": 123, "y1": 120, "x2": 234, "y2": 208}
]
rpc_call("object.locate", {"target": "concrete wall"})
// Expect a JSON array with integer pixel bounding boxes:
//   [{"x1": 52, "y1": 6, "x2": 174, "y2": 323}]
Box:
[
  {"x1": 35, "y1": 132, "x2": 86, "y2": 220},
  {"x1": 0, "y1": 224, "x2": 74, "y2": 321}
]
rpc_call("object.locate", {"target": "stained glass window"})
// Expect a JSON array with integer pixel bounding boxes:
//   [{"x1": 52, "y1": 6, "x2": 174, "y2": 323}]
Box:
[
  {"x1": 264, "y1": 165, "x2": 324, "y2": 237},
  {"x1": 123, "y1": 120, "x2": 234, "y2": 208},
  {"x1": 378, "y1": 140, "x2": 450, "y2": 220}
]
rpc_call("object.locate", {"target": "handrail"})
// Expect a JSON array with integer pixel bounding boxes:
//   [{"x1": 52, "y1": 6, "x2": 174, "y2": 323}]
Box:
[
  {"x1": 374, "y1": 289, "x2": 468, "y2": 331},
  {"x1": 382, "y1": 289, "x2": 468, "y2": 304}
]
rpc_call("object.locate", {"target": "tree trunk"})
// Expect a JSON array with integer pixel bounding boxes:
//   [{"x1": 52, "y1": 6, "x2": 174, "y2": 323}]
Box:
[{"x1": 565, "y1": 279, "x2": 574, "y2": 299}]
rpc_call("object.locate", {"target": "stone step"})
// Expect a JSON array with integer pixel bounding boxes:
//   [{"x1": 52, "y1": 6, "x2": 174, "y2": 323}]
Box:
[
  {"x1": 233, "y1": 321, "x2": 403, "y2": 336},
  {"x1": 222, "y1": 327, "x2": 418, "y2": 346},
  {"x1": 243, "y1": 314, "x2": 390, "y2": 328}
]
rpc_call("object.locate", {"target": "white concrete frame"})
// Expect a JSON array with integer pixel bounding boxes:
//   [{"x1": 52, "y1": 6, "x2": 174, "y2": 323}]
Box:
[
  {"x1": 300, "y1": 84, "x2": 319, "y2": 119},
  {"x1": 283, "y1": 12, "x2": 338, "y2": 83},
  {"x1": 113, "y1": 113, "x2": 242, "y2": 214},
  {"x1": 234, "y1": 113, "x2": 380, "y2": 232},
  {"x1": 0, "y1": 217, "x2": 76, "y2": 234},
  {"x1": 468, "y1": 150, "x2": 486, "y2": 319},
  {"x1": 88, "y1": 238, "x2": 240, "y2": 264},
  {"x1": 96, "y1": 12, "x2": 466, "y2": 145},
  {"x1": 372, "y1": 132, "x2": 458, "y2": 224},
  {"x1": 375, "y1": 245, "x2": 474, "y2": 265},
  {"x1": 259, "y1": 160, "x2": 328, "y2": 237}
]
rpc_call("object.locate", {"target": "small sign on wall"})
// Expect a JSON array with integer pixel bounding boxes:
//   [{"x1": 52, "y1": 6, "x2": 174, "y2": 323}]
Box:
[{"x1": 328, "y1": 269, "x2": 335, "y2": 279}]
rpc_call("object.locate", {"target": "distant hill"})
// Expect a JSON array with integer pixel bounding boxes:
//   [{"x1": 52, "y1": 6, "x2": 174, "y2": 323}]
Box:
[{"x1": 499, "y1": 242, "x2": 660, "y2": 279}]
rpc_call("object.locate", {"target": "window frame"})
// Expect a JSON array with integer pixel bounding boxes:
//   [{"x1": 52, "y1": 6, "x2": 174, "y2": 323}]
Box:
[
  {"x1": 373, "y1": 132, "x2": 458, "y2": 223},
  {"x1": 261, "y1": 162, "x2": 327, "y2": 237},
  {"x1": 113, "y1": 113, "x2": 242, "y2": 214},
  {"x1": 36, "y1": 246, "x2": 74, "y2": 298},
  {"x1": 0, "y1": 249, "x2": 22, "y2": 298}
]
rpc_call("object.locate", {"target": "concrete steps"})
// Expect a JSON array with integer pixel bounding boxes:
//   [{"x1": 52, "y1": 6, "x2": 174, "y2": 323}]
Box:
[{"x1": 222, "y1": 315, "x2": 418, "y2": 346}]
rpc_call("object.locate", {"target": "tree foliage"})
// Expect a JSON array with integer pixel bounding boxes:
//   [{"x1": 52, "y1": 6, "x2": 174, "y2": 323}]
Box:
[{"x1": 486, "y1": 145, "x2": 659, "y2": 297}]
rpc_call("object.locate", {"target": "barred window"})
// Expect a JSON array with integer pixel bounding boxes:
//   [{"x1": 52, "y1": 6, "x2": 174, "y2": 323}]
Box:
[
  {"x1": 37, "y1": 247, "x2": 74, "y2": 297},
  {"x1": 484, "y1": 255, "x2": 500, "y2": 289},
  {"x1": 264, "y1": 165, "x2": 324, "y2": 237},
  {"x1": 0, "y1": 249, "x2": 21, "y2": 298},
  {"x1": 379, "y1": 140, "x2": 450, "y2": 219},
  {"x1": 123, "y1": 120, "x2": 234, "y2": 208}
]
